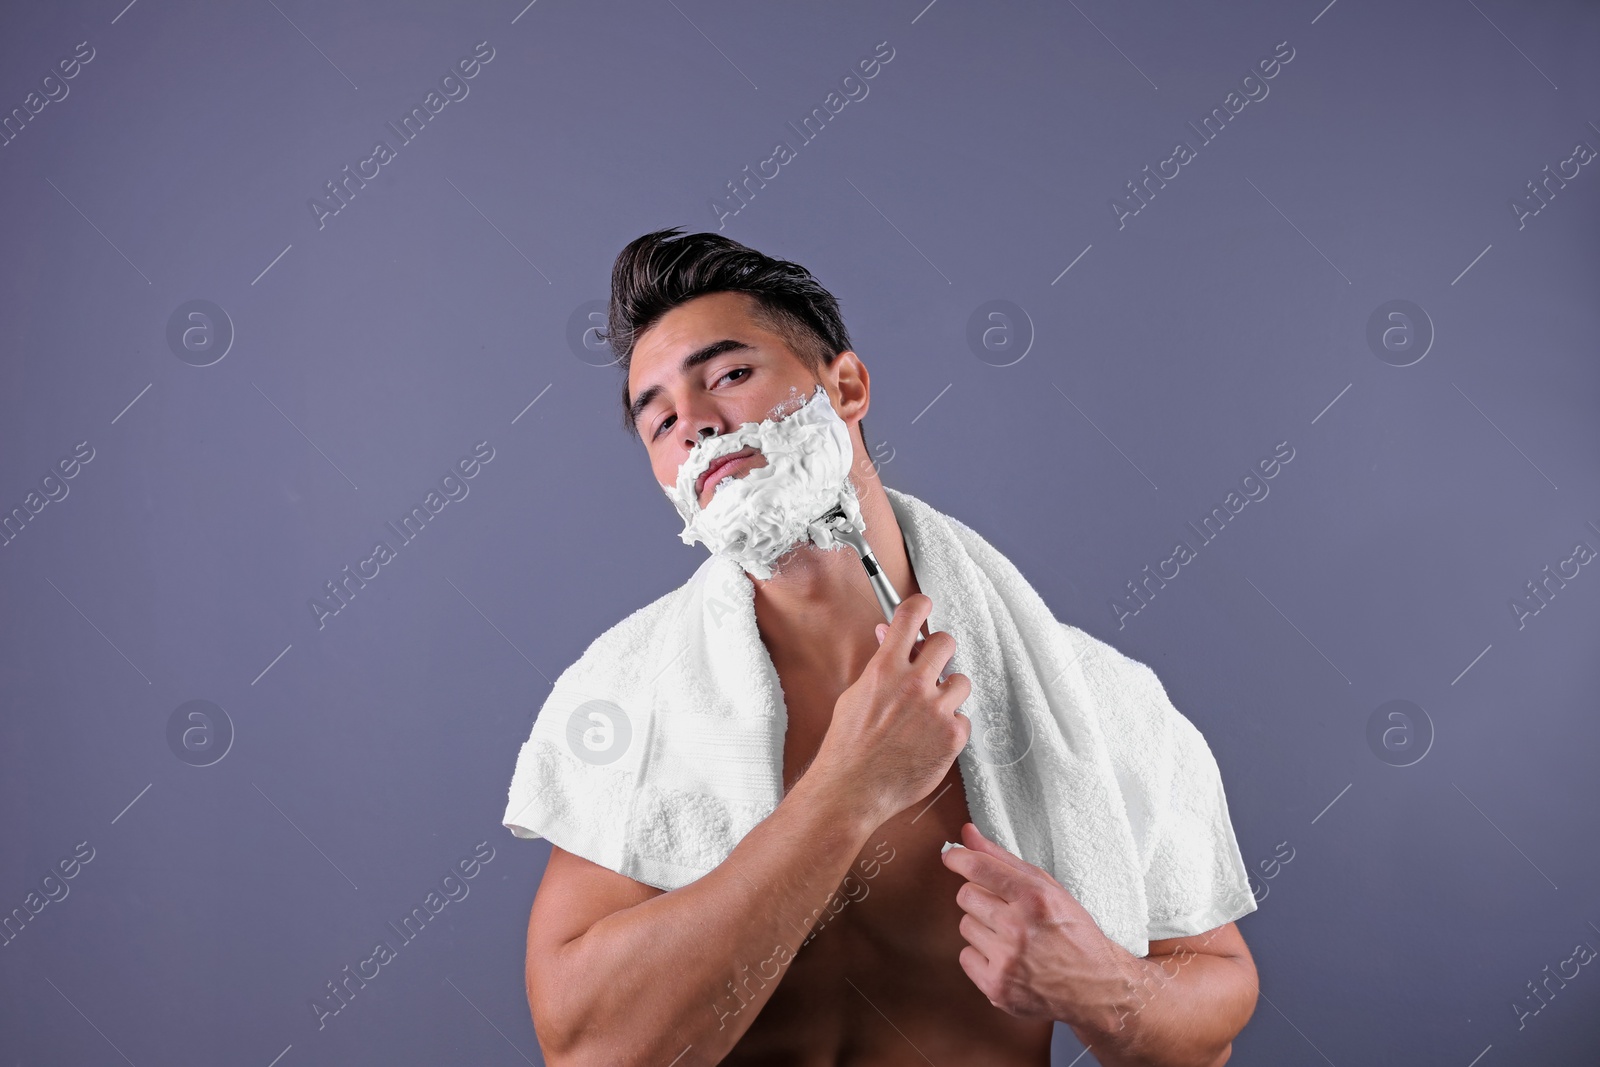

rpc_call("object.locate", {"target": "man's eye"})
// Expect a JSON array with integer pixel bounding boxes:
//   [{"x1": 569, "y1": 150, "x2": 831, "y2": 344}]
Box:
[{"x1": 652, "y1": 369, "x2": 749, "y2": 440}]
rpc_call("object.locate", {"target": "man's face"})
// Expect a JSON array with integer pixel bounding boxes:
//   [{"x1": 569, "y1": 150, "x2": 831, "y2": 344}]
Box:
[{"x1": 628, "y1": 291, "x2": 855, "y2": 510}]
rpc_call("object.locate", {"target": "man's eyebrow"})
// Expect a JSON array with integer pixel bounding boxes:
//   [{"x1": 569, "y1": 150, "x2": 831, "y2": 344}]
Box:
[{"x1": 629, "y1": 338, "x2": 755, "y2": 428}]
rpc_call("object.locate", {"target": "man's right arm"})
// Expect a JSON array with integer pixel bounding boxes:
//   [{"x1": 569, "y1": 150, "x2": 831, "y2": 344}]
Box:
[
  {"x1": 524, "y1": 766, "x2": 879, "y2": 1066},
  {"x1": 525, "y1": 593, "x2": 971, "y2": 1065}
]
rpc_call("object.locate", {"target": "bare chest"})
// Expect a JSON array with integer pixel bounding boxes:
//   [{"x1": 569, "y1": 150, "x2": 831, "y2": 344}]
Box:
[
  {"x1": 727, "y1": 668, "x2": 1051, "y2": 1063},
  {"x1": 775, "y1": 655, "x2": 975, "y2": 931}
]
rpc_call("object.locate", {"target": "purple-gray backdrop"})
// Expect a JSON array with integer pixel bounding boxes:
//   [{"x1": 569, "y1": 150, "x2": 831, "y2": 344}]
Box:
[{"x1": 3, "y1": 0, "x2": 1598, "y2": 1063}]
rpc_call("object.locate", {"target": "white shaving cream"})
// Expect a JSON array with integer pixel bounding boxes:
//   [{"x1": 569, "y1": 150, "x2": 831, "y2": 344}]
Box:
[{"x1": 659, "y1": 383, "x2": 865, "y2": 580}]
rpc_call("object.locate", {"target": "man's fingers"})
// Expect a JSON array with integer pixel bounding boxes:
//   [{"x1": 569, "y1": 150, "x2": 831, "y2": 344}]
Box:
[
  {"x1": 938, "y1": 671, "x2": 973, "y2": 714},
  {"x1": 909, "y1": 630, "x2": 957, "y2": 683},
  {"x1": 962, "y1": 822, "x2": 1038, "y2": 877},
  {"x1": 880, "y1": 594, "x2": 932, "y2": 659},
  {"x1": 946, "y1": 833, "x2": 1034, "y2": 903},
  {"x1": 958, "y1": 910, "x2": 1007, "y2": 961},
  {"x1": 957, "y1": 944, "x2": 993, "y2": 989},
  {"x1": 951, "y1": 700, "x2": 973, "y2": 747},
  {"x1": 953, "y1": 879, "x2": 1008, "y2": 928}
]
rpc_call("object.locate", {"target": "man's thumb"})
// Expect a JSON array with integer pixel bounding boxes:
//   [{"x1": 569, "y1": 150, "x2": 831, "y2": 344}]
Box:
[{"x1": 874, "y1": 623, "x2": 887, "y2": 644}]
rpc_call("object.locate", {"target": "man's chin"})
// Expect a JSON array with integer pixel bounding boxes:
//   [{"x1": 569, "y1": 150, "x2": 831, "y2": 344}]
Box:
[
  {"x1": 725, "y1": 534, "x2": 833, "y2": 582},
  {"x1": 696, "y1": 481, "x2": 725, "y2": 510},
  {"x1": 699, "y1": 463, "x2": 763, "y2": 508}
]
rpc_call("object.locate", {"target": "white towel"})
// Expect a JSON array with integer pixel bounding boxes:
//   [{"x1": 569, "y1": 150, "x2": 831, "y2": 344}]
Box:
[{"x1": 502, "y1": 486, "x2": 1257, "y2": 957}]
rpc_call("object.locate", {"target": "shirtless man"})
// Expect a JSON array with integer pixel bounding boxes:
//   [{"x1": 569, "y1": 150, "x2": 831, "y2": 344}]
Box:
[{"x1": 521, "y1": 229, "x2": 1258, "y2": 1065}]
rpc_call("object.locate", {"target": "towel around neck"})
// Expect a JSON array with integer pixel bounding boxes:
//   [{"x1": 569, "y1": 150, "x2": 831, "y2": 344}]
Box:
[{"x1": 503, "y1": 486, "x2": 1257, "y2": 957}]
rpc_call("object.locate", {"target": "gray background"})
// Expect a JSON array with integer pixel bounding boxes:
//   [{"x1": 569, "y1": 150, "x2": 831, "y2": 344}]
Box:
[{"x1": 3, "y1": 0, "x2": 1598, "y2": 1063}]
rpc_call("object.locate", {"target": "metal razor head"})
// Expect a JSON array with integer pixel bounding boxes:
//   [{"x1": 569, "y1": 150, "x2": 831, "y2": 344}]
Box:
[
  {"x1": 805, "y1": 503, "x2": 861, "y2": 556},
  {"x1": 827, "y1": 510, "x2": 872, "y2": 560}
]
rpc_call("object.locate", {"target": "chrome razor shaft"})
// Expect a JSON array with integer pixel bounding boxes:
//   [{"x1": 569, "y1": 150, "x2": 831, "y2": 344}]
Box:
[
  {"x1": 824, "y1": 515, "x2": 899, "y2": 620},
  {"x1": 823, "y1": 508, "x2": 939, "y2": 653}
]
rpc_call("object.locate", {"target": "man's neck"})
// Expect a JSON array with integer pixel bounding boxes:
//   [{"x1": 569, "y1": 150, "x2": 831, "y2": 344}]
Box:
[{"x1": 746, "y1": 477, "x2": 920, "y2": 686}]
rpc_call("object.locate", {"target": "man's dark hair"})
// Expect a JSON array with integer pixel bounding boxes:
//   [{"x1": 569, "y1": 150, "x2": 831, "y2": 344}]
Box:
[{"x1": 603, "y1": 227, "x2": 863, "y2": 443}]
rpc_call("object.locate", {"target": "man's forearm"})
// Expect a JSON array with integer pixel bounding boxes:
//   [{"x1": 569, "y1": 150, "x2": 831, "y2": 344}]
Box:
[
  {"x1": 1068, "y1": 947, "x2": 1256, "y2": 1067},
  {"x1": 543, "y1": 769, "x2": 880, "y2": 1066}
]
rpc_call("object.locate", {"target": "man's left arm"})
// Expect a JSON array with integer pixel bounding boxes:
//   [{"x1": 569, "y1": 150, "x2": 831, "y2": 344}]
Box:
[{"x1": 942, "y1": 821, "x2": 1258, "y2": 1067}]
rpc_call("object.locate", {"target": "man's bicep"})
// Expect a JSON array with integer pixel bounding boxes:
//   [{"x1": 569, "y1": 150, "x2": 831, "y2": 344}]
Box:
[
  {"x1": 522, "y1": 846, "x2": 665, "y2": 1051},
  {"x1": 1147, "y1": 921, "x2": 1251, "y2": 965},
  {"x1": 528, "y1": 844, "x2": 664, "y2": 956}
]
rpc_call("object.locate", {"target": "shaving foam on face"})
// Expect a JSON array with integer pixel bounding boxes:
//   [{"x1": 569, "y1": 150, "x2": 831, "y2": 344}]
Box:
[{"x1": 659, "y1": 382, "x2": 865, "y2": 580}]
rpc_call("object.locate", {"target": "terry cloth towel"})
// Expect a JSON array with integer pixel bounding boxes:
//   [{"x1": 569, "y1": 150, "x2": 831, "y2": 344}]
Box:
[{"x1": 502, "y1": 486, "x2": 1257, "y2": 958}]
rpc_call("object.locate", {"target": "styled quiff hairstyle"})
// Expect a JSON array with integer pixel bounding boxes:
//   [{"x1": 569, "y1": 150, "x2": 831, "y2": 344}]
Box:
[{"x1": 603, "y1": 227, "x2": 862, "y2": 442}]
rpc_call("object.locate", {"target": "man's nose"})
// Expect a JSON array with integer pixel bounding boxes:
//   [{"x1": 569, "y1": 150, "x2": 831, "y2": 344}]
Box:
[
  {"x1": 682, "y1": 424, "x2": 717, "y2": 452},
  {"x1": 678, "y1": 400, "x2": 725, "y2": 449}
]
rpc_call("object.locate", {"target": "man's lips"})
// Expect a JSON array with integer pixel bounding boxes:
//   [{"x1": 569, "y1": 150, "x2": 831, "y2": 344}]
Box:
[{"x1": 696, "y1": 447, "x2": 759, "y2": 498}]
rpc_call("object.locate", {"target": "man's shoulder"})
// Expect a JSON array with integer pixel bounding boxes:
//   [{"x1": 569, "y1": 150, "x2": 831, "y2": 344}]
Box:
[
  {"x1": 1056, "y1": 620, "x2": 1205, "y2": 764},
  {"x1": 553, "y1": 557, "x2": 715, "y2": 689},
  {"x1": 1057, "y1": 620, "x2": 1162, "y2": 697}
]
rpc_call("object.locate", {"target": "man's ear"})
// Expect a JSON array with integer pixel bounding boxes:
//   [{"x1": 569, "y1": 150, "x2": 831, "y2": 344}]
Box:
[{"x1": 832, "y1": 350, "x2": 870, "y2": 423}]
